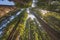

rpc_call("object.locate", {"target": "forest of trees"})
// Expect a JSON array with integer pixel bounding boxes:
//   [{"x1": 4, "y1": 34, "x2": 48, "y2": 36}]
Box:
[{"x1": 0, "y1": 0, "x2": 60, "y2": 40}]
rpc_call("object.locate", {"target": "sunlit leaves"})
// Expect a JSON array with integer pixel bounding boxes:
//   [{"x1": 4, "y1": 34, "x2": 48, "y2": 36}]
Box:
[
  {"x1": 37, "y1": 0, "x2": 60, "y2": 13},
  {"x1": 42, "y1": 12, "x2": 60, "y2": 31},
  {"x1": 0, "y1": 9, "x2": 28, "y2": 40},
  {"x1": 0, "y1": 0, "x2": 60, "y2": 40}
]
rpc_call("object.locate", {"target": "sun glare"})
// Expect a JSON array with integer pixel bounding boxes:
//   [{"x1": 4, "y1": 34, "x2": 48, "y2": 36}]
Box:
[
  {"x1": 27, "y1": 8, "x2": 35, "y2": 20},
  {"x1": 28, "y1": 14, "x2": 35, "y2": 20}
]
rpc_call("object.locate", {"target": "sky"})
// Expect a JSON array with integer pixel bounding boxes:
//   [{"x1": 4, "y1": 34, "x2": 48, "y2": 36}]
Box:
[
  {"x1": 0, "y1": 0, "x2": 15, "y2": 35},
  {"x1": 0, "y1": 0, "x2": 14, "y2": 5},
  {"x1": 0, "y1": 0, "x2": 38, "y2": 35}
]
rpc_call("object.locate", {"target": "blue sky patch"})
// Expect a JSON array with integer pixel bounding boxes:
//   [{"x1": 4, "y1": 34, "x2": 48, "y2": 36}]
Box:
[{"x1": 0, "y1": 0, "x2": 14, "y2": 5}]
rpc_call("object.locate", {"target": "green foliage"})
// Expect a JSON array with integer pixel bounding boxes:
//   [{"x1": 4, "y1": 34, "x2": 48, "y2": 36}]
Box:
[
  {"x1": 21, "y1": 18, "x2": 51, "y2": 40},
  {"x1": 14, "y1": 0, "x2": 32, "y2": 8},
  {"x1": 0, "y1": 9, "x2": 28, "y2": 40},
  {"x1": 31, "y1": 8, "x2": 60, "y2": 32},
  {"x1": 0, "y1": 18, "x2": 19, "y2": 40},
  {"x1": 37, "y1": 0, "x2": 60, "y2": 12},
  {"x1": 0, "y1": 0, "x2": 60, "y2": 40},
  {"x1": 42, "y1": 12, "x2": 60, "y2": 32}
]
